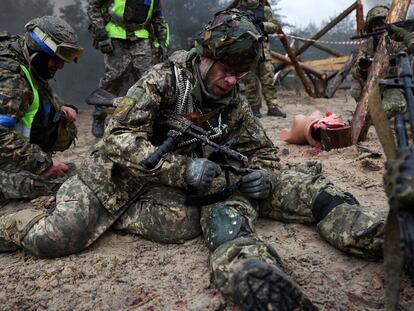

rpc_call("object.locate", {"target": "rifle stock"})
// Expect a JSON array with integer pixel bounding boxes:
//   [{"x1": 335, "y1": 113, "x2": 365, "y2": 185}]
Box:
[{"x1": 350, "y1": 18, "x2": 414, "y2": 40}]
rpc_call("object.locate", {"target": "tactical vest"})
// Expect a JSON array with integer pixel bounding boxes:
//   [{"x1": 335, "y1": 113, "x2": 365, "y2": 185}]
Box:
[
  {"x1": 0, "y1": 36, "x2": 40, "y2": 140},
  {"x1": 104, "y1": 0, "x2": 155, "y2": 40}
]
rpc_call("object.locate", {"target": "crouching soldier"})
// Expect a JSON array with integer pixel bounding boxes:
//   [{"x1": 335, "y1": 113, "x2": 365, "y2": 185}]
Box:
[{"x1": 0, "y1": 16, "x2": 83, "y2": 202}]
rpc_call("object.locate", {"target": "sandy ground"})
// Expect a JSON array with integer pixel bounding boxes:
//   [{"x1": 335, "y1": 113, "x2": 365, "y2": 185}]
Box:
[{"x1": 1, "y1": 90, "x2": 414, "y2": 311}]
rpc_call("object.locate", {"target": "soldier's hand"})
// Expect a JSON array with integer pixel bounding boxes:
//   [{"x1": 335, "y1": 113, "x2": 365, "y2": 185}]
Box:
[
  {"x1": 388, "y1": 25, "x2": 408, "y2": 42},
  {"x1": 384, "y1": 150, "x2": 414, "y2": 206},
  {"x1": 239, "y1": 169, "x2": 271, "y2": 200},
  {"x1": 98, "y1": 38, "x2": 114, "y2": 54},
  {"x1": 41, "y1": 158, "x2": 68, "y2": 180},
  {"x1": 185, "y1": 158, "x2": 222, "y2": 192},
  {"x1": 61, "y1": 106, "x2": 77, "y2": 122}
]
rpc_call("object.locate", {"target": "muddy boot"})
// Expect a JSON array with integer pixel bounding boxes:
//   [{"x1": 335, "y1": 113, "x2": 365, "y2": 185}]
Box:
[
  {"x1": 209, "y1": 234, "x2": 316, "y2": 311},
  {"x1": 251, "y1": 106, "x2": 262, "y2": 118},
  {"x1": 230, "y1": 258, "x2": 317, "y2": 311},
  {"x1": 267, "y1": 106, "x2": 287, "y2": 118},
  {"x1": 91, "y1": 109, "x2": 106, "y2": 138}
]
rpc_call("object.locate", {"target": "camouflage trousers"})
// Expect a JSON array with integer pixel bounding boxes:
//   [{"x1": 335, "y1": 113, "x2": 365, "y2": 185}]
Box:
[
  {"x1": 0, "y1": 166, "x2": 62, "y2": 201},
  {"x1": 95, "y1": 38, "x2": 155, "y2": 119},
  {"x1": 242, "y1": 53, "x2": 279, "y2": 111},
  {"x1": 350, "y1": 80, "x2": 406, "y2": 118},
  {"x1": 0, "y1": 162, "x2": 384, "y2": 300}
]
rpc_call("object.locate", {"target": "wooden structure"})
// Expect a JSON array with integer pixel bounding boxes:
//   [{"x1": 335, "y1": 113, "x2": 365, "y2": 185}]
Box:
[{"x1": 271, "y1": 1, "x2": 362, "y2": 98}]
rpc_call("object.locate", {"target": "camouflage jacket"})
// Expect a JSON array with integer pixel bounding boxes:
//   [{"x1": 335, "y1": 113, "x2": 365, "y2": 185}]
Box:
[
  {"x1": 79, "y1": 50, "x2": 281, "y2": 214},
  {"x1": 87, "y1": 0, "x2": 169, "y2": 46},
  {"x1": 352, "y1": 37, "x2": 403, "y2": 83},
  {"x1": 0, "y1": 35, "x2": 74, "y2": 174}
]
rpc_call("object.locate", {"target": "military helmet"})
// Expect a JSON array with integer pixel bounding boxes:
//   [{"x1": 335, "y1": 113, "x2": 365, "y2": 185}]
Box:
[
  {"x1": 24, "y1": 16, "x2": 83, "y2": 63},
  {"x1": 195, "y1": 9, "x2": 263, "y2": 73},
  {"x1": 365, "y1": 5, "x2": 389, "y2": 32}
]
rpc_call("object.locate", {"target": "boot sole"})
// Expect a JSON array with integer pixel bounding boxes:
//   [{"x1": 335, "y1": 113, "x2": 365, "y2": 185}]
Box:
[{"x1": 231, "y1": 259, "x2": 318, "y2": 311}]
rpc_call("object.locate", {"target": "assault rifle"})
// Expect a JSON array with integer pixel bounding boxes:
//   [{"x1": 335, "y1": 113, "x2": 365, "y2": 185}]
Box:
[
  {"x1": 370, "y1": 51, "x2": 414, "y2": 310},
  {"x1": 144, "y1": 113, "x2": 248, "y2": 169},
  {"x1": 85, "y1": 88, "x2": 248, "y2": 169},
  {"x1": 350, "y1": 18, "x2": 414, "y2": 40}
]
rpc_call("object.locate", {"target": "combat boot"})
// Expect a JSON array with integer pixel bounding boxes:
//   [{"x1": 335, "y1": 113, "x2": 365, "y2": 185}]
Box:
[
  {"x1": 267, "y1": 106, "x2": 287, "y2": 118},
  {"x1": 251, "y1": 106, "x2": 262, "y2": 118},
  {"x1": 91, "y1": 113, "x2": 106, "y2": 138},
  {"x1": 230, "y1": 258, "x2": 317, "y2": 311}
]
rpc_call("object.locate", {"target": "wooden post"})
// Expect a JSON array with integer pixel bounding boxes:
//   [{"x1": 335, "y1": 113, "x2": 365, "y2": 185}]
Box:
[
  {"x1": 324, "y1": 52, "x2": 358, "y2": 98},
  {"x1": 271, "y1": 51, "x2": 327, "y2": 80},
  {"x1": 276, "y1": 28, "x2": 315, "y2": 97},
  {"x1": 292, "y1": 36, "x2": 345, "y2": 57},
  {"x1": 351, "y1": 0, "x2": 411, "y2": 144}
]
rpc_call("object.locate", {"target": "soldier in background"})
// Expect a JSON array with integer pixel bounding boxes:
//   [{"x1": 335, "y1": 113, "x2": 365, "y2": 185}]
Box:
[
  {"x1": 237, "y1": 0, "x2": 286, "y2": 118},
  {"x1": 350, "y1": 5, "x2": 407, "y2": 118},
  {"x1": 0, "y1": 11, "x2": 385, "y2": 310},
  {"x1": 88, "y1": 0, "x2": 169, "y2": 138},
  {"x1": 0, "y1": 16, "x2": 82, "y2": 202}
]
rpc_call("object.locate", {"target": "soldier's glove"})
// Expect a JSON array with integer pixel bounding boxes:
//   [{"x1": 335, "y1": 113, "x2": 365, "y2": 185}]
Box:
[
  {"x1": 98, "y1": 38, "x2": 114, "y2": 54},
  {"x1": 185, "y1": 158, "x2": 222, "y2": 192},
  {"x1": 384, "y1": 150, "x2": 414, "y2": 206},
  {"x1": 239, "y1": 169, "x2": 271, "y2": 200},
  {"x1": 388, "y1": 25, "x2": 414, "y2": 54}
]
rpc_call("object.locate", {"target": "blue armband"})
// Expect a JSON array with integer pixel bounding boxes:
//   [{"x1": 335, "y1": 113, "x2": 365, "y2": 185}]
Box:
[{"x1": 0, "y1": 114, "x2": 17, "y2": 128}]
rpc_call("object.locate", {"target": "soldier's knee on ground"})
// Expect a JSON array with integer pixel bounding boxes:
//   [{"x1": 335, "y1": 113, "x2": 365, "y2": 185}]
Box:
[
  {"x1": 202, "y1": 204, "x2": 253, "y2": 251},
  {"x1": 114, "y1": 186, "x2": 201, "y2": 243},
  {"x1": 314, "y1": 188, "x2": 384, "y2": 259}
]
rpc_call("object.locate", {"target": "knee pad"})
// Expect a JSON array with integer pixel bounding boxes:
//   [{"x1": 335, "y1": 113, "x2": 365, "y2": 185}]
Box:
[
  {"x1": 204, "y1": 204, "x2": 253, "y2": 252},
  {"x1": 312, "y1": 189, "x2": 359, "y2": 222}
]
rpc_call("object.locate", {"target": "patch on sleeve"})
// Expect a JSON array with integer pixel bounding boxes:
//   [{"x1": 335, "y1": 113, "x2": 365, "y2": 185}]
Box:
[{"x1": 112, "y1": 96, "x2": 136, "y2": 122}]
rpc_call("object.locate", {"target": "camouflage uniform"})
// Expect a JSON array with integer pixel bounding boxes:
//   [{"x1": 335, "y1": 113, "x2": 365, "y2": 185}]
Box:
[
  {"x1": 238, "y1": 0, "x2": 285, "y2": 117},
  {"x1": 88, "y1": 0, "x2": 169, "y2": 138},
  {"x1": 350, "y1": 6, "x2": 406, "y2": 117},
  {"x1": 0, "y1": 11, "x2": 384, "y2": 310},
  {"x1": 0, "y1": 18, "x2": 79, "y2": 201}
]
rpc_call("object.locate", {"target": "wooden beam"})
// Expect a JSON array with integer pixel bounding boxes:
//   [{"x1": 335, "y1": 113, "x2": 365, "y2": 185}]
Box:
[
  {"x1": 351, "y1": 0, "x2": 411, "y2": 143},
  {"x1": 276, "y1": 28, "x2": 315, "y2": 97},
  {"x1": 293, "y1": 36, "x2": 345, "y2": 57},
  {"x1": 271, "y1": 51, "x2": 327, "y2": 80},
  {"x1": 324, "y1": 52, "x2": 358, "y2": 98}
]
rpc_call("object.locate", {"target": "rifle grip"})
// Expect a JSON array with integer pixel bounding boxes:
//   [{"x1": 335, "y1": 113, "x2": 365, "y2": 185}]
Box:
[{"x1": 143, "y1": 134, "x2": 176, "y2": 169}]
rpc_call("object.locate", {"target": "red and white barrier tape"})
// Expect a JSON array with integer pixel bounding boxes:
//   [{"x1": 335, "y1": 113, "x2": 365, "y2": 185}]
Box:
[{"x1": 271, "y1": 33, "x2": 366, "y2": 46}]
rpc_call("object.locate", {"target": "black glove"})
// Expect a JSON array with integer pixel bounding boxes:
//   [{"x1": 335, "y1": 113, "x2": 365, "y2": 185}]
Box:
[
  {"x1": 98, "y1": 38, "x2": 114, "y2": 54},
  {"x1": 185, "y1": 158, "x2": 222, "y2": 192},
  {"x1": 239, "y1": 169, "x2": 271, "y2": 200}
]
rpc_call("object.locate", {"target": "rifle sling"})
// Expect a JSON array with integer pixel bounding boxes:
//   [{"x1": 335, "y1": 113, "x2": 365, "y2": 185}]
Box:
[{"x1": 184, "y1": 181, "x2": 241, "y2": 206}]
